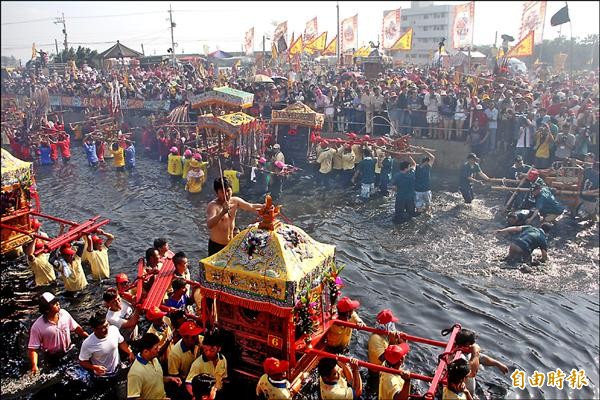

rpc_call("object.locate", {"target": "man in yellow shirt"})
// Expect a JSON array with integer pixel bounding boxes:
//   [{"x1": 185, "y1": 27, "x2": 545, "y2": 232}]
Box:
[
  {"x1": 25, "y1": 238, "x2": 56, "y2": 287},
  {"x1": 83, "y1": 229, "x2": 114, "y2": 280},
  {"x1": 186, "y1": 333, "x2": 227, "y2": 399},
  {"x1": 318, "y1": 357, "x2": 362, "y2": 400},
  {"x1": 57, "y1": 243, "x2": 88, "y2": 293},
  {"x1": 110, "y1": 142, "x2": 125, "y2": 171},
  {"x1": 168, "y1": 321, "x2": 203, "y2": 382},
  {"x1": 145, "y1": 306, "x2": 173, "y2": 365},
  {"x1": 368, "y1": 309, "x2": 404, "y2": 366},
  {"x1": 379, "y1": 343, "x2": 412, "y2": 400},
  {"x1": 127, "y1": 332, "x2": 182, "y2": 400},
  {"x1": 326, "y1": 297, "x2": 365, "y2": 353},
  {"x1": 316, "y1": 141, "x2": 335, "y2": 187}
]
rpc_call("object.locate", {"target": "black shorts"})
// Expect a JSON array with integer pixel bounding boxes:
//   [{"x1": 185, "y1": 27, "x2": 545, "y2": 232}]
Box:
[
  {"x1": 208, "y1": 239, "x2": 226, "y2": 256},
  {"x1": 513, "y1": 239, "x2": 531, "y2": 255}
]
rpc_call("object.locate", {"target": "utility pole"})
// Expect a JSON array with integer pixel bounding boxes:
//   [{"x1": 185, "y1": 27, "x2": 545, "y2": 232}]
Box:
[
  {"x1": 55, "y1": 38, "x2": 61, "y2": 62},
  {"x1": 141, "y1": 43, "x2": 145, "y2": 56},
  {"x1": 169, "y1": 4, "x2": 176, "y2": 66},
  {"x1": 262, "y1": 35, "x2": 266, "y2": 69},
  {"x1": 336, "y1": 1, "x2": 340, "y2": 65},
  {"x1": 54, "y1": 12, "x2": 68, "y2": 52}
]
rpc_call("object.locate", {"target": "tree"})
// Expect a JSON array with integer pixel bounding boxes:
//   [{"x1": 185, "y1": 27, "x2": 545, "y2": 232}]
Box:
[
  {"x1": 53, "y1": 46, "x2": 100, "y2": 69},
  {"x1": 1, "y1": 55, "x2": 20, "y2": 67}
]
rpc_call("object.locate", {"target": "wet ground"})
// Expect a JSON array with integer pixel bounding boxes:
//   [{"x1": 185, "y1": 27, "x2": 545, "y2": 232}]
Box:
[{"x1": 1, "y1": 146, "x2": 598, "y2": 399}]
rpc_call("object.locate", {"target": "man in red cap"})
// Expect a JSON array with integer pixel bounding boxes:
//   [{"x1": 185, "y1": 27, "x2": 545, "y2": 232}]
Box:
[
  {"x1": 368, "y1": 309, "x2": 405, "y2": 366},
  {"x1": 115, "y1": 273, "x2": 136, "y2": 303},
  {"x1": 379, "y1": 343, "x2": 411, "y2": 400},
  {"x1": 145, "y1": 306, "x2": 172, "y2": 364},
  {"x1": 256, "y1": 357, "x2": 304, "y2": 400},
  {"x1": 25, "y1": 236, "x2": 56, "y2": 287},
  {"x1": 83, "y1": 228, "x2": 114, "y2": 281},
  {"x1": 168, "y1": 321, "x2": 203, "y2": 384},
  {"x1": 325, "y1": 296, "x2": 365, "y2": 353},
  {"x1": 57, "y1": 242, "x2": 88, "y2": 293}
]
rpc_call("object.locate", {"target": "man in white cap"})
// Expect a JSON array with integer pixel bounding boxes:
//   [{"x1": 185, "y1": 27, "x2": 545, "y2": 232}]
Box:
[
  {"x1": 272, "y1": 143, "x2": 285, "y2": 164},
  {"x1": 28, "y1": 292, "x2": 89, "y2": 374}
]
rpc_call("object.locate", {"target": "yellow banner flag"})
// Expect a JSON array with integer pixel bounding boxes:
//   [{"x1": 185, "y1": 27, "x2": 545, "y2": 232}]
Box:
[
  {"x1": 31, "y1": 43, "x2": 37, "y2": 60},
  {"x1": 353, "y1": 46, "x2": 370, "y2": 57},
  {"x1": 305, "y1": 32, "x2": 327, "y2": 52},
  {"x1": 390, "y1": 28, "x2": 413, "y2": 50},
  {"x1": 506, "y1": 30, "x2": 534, "y2": 58},
  {"x1": 322, "y1": 35, "x2": 337, "y2": 55},
  {"x1": 289, "y1": 35, "x2": 303, "y2": 56},
  {"x1": 271, "y1": 41, "x2": 278, "y2": 60}
]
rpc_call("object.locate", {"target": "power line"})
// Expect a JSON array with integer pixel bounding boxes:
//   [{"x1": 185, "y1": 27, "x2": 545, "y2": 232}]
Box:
[{"x1": 1, "y1": 17, "x2": 54, "y2": 25}]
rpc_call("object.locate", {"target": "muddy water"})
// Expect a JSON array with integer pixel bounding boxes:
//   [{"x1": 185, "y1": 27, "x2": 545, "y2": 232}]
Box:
[{"x1": 1, "y1": 147, "x2": 598, "y2": 399}]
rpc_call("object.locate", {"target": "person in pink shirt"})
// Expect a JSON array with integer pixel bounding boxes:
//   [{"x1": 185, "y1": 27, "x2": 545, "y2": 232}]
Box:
[{"x1": 28, "y1": 292, "x2": 88, "y2": 374}]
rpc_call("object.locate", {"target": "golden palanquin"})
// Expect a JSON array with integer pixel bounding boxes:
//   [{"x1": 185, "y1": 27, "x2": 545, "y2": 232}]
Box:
[
  {"x1": 190, "y1": 86, "x2": 254, "y2": 109},
  {"x1": 1, "y1": 149, "x2": 35, "y2": 253},
  {"x1": 200, "y1": 223, "x2": 335, "y2": 313},
  {"x1": 271, "y1": 101, "x2": 324, "y2": 128},
  {"x1": 198, "y1": 220, "x2": 337, "y2": 380},
  {"x1": 196, "y1": 112, "x2": 255, "y2": 138}
]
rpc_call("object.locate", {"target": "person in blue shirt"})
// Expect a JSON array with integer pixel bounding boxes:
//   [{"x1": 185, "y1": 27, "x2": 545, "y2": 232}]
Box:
[
  {"x1": 507, "y1": 155, "x2": 531, "y2": 180},
  {"x1": 414, "y1": 149, "x2": 435, "y2": 213},
  {"x1": 165, "y1": 278, "x2": 191, "y2": 310},
  {"x1": 39, "y1": 141, "x2": 54, "y2": 166},
  {"x1": 379, "y1": 153, "x2": 393, "y2": 196},
  {"x1": 458, "y1": 153, "x2": 490, "y2": 204},
  {"x1": 353, "y1": 148, "x2": 376, "y2": 200},
  {"x1": 124, "y1": 140, "x2": 136, "y2": 170},
  {"x1": 526, "y1": 184, "x2": 565, "y2": 224},
  {"x1": 393, "y1": 157, "x2": 417, "y2": 223},
  {"x1": 83, "y1": 136, "x2": 99, "y2": 168},
  {"x1": 496, "y1": 223, "x2": 552, "y2": 265}
]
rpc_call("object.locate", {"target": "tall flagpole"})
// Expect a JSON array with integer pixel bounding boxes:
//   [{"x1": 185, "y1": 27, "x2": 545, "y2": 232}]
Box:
[
  {"x1": 568, "y1": 2, "x2": 573, "y2": 84},
  {"x1": 336, "y1": 1, "x2": 340, "y2": 65}
]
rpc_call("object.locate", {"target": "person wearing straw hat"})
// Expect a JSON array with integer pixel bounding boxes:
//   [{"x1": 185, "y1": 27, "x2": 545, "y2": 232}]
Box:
[{"x1": 185, "y1": 154, "x2": 205, "y2": 193}]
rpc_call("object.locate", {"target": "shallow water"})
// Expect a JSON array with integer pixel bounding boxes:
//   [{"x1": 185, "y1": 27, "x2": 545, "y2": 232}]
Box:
[{"x1": 1, "y1": 147, "x2": 598, "y2": 399}]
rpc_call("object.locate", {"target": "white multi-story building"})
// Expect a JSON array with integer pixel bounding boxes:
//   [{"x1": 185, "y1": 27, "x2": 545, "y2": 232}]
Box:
[{"x1": 390, "y1": 1, "x2": 455, "y2": 65}]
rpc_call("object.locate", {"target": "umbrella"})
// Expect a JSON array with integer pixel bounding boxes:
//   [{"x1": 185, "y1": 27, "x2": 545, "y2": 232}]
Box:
[
  {"x1": 253, "y1": 74, "x2": 274, "y2": 83},
  {"x1": 271, "y1": 75, "x2": 288, "y2": 81}
]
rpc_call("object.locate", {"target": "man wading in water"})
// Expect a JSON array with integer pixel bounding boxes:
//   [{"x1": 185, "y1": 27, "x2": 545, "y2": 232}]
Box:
[{"x1": 206, "y1": 177, "x2": 262, "y2": 256}]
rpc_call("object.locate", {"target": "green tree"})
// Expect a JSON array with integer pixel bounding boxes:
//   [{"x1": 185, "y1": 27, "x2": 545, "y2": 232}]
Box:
[{"x1": 53, "y1": 46, "x2": 100, "y2": 68}]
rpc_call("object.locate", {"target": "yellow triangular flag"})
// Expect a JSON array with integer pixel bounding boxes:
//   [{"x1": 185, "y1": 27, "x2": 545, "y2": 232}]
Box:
[
  {"x1": 390, "y1": 28, "x2": 413, "y2": 51},
  {"x1": 289, "y1": 35, "x2": 303, "y2": 56},
  {"x1": 305, "y1": 32, "x2": 327, "y2": 51},
  {"x1": 271, "y1": 41, "x2": 278, "y2": 60},
  {"x1": 322, "y1": 35, "x2": 337, "y2": 56},
  {"x1": 506, "y1": 30, "x2": 534, "y2": 58}
]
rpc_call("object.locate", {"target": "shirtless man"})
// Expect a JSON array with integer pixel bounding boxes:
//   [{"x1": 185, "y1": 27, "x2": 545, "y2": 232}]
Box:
[{"x1": 206, "y1": 177, "x2": 262, "y2": 256}]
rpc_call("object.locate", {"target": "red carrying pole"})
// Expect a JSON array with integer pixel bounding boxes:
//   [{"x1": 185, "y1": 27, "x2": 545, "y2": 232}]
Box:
[
  {"x1": 424, "y1": 324, "x2": 461, "y2": 400},
  {"x1": 305, "y1": 348, "x2": 433, "y2": 382},
  {"x1": 333, "y1": 320, "x2": 448, "y2": 348}
]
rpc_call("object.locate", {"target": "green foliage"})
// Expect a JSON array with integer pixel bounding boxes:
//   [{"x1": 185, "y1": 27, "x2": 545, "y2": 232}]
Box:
[
  {"x1": 53, "y1": 46, "x2": 100, "y2": 69},
  {"x1": 1, "y1": 55, "x2": 20, "y2": 67}
]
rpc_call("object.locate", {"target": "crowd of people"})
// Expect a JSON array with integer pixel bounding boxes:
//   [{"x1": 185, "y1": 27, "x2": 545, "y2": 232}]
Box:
[{"x1": 3, "y1": 52, "x2": 598, "y2": 399}]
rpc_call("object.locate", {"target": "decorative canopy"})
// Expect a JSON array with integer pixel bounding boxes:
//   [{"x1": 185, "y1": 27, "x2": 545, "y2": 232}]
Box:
[
  {"x1": 190, "y1": 86, "x2": 254, "y2": 109},
  {"x1": 196, "y1": 112, "x2": 256, "y2": 137},
  {"x1": 99, "y1": 41, "x2": 143, "y2": 59},
  {"x1": 1, "y1": 149, "x2": 32, "y2": 187},
  {"x1": 199, "y1": 212, "x2": 336, "y2": 316},
  {"x1": 271, "y1": 101, "x2": 324, "y2": 128}
]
